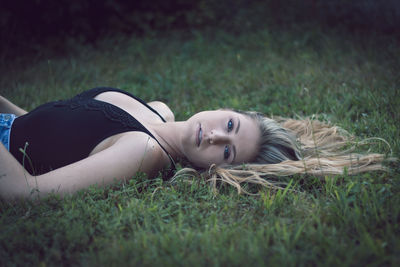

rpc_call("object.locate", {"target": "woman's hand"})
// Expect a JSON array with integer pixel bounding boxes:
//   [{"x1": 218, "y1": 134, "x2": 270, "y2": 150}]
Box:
[{"x1": 0, "y1": 142, "x2": 35, "y2": 199}]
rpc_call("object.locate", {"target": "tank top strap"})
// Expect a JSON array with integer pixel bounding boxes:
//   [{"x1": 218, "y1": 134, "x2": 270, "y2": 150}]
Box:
[{"x1": 145, "y1": 132, "x2": 177, "y2": 179}]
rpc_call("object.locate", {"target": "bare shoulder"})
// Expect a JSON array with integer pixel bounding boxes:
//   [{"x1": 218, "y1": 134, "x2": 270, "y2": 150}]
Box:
[
  {"x1": 147, "y1": 101, "x2": 175, "y2": 122},
  {"x1": 118, "y1": 132, "x2": 163, "y2": 157},
  {"x1": 116, "y1": 132, "x2": 171, "y2": 175}
]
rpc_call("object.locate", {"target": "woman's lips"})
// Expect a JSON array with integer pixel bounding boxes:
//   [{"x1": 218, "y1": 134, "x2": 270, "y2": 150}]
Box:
[{"x1": 197, "y1": 124, "x2": 202, "y2": 147}]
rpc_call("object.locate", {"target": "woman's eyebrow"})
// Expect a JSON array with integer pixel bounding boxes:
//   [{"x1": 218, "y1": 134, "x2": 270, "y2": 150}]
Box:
[
  {"x1": 235, "y1": 118, "x2": 240, "y2": 134},
  {"x1": 232, "y1": 145, "x2": 237, "y2": 163},
  {"x1": 232, "y1": 117, "x2": 240, "y2": 163}
]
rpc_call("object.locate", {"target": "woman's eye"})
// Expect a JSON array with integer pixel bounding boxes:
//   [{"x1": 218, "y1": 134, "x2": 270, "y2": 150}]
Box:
[
  {"x1": 224, "y1": 145, "x2": 230, "y2": 159},
  {"x1": 227, "y1": 119, "x2": 234, "y2": 132}
]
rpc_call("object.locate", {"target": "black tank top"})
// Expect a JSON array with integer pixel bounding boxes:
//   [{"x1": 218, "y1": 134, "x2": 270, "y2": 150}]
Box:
[{"x1": 10, "y1": 87, "x2": 175, "y2": 177}]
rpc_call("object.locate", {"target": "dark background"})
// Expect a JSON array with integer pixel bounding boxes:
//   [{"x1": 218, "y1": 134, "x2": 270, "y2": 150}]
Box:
[{"x1": 2, "y1": 0, "x2": 400, "y2": 55}]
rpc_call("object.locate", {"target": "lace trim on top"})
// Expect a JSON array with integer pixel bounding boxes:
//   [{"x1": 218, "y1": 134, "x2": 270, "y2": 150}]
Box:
[
  {"x1": 76, "y1": 87, "x2": 167, "y2": 123},
  {"x1": 53, "y1": 94, "x2": 142, "y2": 129}
]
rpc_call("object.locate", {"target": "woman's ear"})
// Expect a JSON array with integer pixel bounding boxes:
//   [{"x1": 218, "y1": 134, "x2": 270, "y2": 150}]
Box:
[
  {"x1": 265, "y1": 143, "x2": 300, "y2": 164},
  {"x1": 278, "y1": 143, "x2": 300, "y2": 161}
]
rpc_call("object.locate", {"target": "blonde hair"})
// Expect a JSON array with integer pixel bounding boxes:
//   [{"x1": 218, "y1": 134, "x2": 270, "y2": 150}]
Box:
[{"x1": 172, "y1": 113, "x2": 396, "y2": 194}]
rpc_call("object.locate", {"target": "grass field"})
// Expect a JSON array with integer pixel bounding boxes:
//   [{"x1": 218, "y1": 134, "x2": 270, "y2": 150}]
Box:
[{"x1": 1, "y1": 26, "x2": 399, "y2": 266}]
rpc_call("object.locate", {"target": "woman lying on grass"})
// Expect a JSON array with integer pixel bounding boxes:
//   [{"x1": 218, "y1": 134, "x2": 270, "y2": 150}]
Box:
[{"x1": 0, "y1": 87, "x2": 393, "y2": 199}]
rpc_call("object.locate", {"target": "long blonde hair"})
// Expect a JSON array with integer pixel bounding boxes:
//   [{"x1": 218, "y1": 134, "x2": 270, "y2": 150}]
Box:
[{"x1": 172, "y1": 112, "x2": 396, "y2": 194}]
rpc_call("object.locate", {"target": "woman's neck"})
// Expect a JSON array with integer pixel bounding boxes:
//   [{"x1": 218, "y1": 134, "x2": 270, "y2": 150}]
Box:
[{"x1": 148, "y1": 121, "x2": 186, "y2": 160}]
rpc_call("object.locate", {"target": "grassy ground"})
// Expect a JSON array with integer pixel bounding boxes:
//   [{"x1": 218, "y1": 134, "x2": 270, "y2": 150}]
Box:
[{"x1": 1, "y1": 26, "x2": 399, "y2": 266}]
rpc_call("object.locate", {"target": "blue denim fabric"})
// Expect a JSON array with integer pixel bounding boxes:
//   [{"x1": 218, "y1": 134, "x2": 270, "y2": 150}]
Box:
[{"x1": 0, "y1": 113, "x2": 17, "y2": 151}]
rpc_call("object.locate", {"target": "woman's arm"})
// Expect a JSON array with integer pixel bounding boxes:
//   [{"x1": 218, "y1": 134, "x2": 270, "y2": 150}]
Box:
[
  {"x1": 0, "y1": 132, "x2": 168, "y2": 200},
  {"x1": 0, "y1": 95, "x2": 28, "y2": 116}
]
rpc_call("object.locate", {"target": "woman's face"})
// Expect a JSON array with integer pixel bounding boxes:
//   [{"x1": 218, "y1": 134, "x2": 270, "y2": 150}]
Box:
[{"x1": 181, "y1": 110, "x2": 260, "y2": 168}]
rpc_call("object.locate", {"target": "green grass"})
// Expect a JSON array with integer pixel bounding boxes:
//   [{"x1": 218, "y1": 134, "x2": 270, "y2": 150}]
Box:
[{"x1": 1, "y1": 26, "x2": 399, "y2": 266}]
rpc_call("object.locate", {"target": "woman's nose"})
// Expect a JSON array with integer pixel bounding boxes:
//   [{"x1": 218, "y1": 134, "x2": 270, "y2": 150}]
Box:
[{"x1": 208, "y1": 130, "x2": 229, "y2": 144}]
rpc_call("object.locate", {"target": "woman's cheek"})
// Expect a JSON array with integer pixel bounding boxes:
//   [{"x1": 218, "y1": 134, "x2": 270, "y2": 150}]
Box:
[{"x1": 205, "y1": 149, "x2": 222, "y2": 166}]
